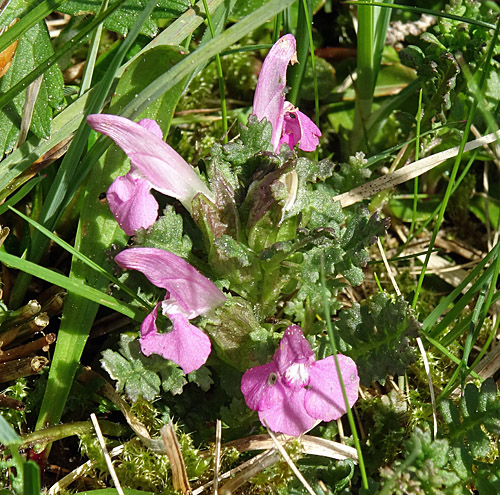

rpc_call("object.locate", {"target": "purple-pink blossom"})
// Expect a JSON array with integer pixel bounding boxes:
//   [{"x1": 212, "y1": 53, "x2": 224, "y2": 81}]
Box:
[
  {"x1": 252, "y1": 34, "x2": 321, "y2": 153},
  {"x1": 115, "y1": 247, "x2": 226, "y2": 374},
  {"x1": 86, "y1": 114, "x2": 213, "y2": 235},
  {"x1": 241, "y1": 325, "x2": 359, "y2": 436}
]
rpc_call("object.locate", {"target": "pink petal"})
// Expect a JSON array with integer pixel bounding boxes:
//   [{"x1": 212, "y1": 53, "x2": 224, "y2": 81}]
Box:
[
  {"x1": 252, "y1": 34, "x2": 297, "y2": 151},
  {"x1": 140, "y1": 306, "x2": 211, "y2": 374},
  {"x1": 241, "y1": 362, "x2": 278, "y2": 412},
  {"x1": 107, "y1": 173, "x2": 159, "y2": 235},
  {"x1": 258, "y1": 383, "x2": 317, "y2": 436},
  {"x1": 115, "y1": 247, "x2": 226, "y2": 317},
  {"x1": 138, "y1": 118, "x2": 163, "y2": 138},
  {"x1": 87, "y1": 114, "x2": 213, "y2": 210},
  {"x1": 273, "y1": 325, "x2": 315, "y2": 376},
  {"x1": 279, "y1": 112, "x2": 301, "y2": 150},
  {"x1": 305, "y1": 355, "x2": 359, "y2": 422},
  {"x1": 281, "y1": 104, "x2": 321, "y2": 152}
]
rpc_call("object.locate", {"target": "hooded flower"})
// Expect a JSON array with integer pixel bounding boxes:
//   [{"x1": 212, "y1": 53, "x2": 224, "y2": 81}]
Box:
[
  {"x1": 115, "y1": 247, "x2": 226, "y2": 374},
  {"x1": 87, "y1": 114, "x2": 213, "y2": 235},
  {"x1": 241, "y1": 325, "x2": 359, "y2": 436},
  {"x1": 252, "y1": 34, "x2": 321, "y2": 153}
]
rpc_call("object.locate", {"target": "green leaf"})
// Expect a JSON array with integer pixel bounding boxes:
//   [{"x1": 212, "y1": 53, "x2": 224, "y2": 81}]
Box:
[
  {"x1": 337, "y1": 208, "x2": 389, "y2": 286},
  {"x1": 300, "y1": 56, "x2": 336, "y2": 101},
  {"x1": 335, "y1": 293, "x2": 420, "y2": 385},
  {"x1": 475, "y1": 473, "x2": 500, "y2": 495},
  {"x1": 188, "y1": 367, "x2": 214, "y2": 392},
  {"x1": 441, "y1": 380, "x2": 500, "y2": 461},
  {"x1": 134, "y1": 205, "x2": 192, "y2": 259},
  {"x1": 304, "y1": 184, "x2": 344, "y2": 230},
  {"x1": 101, "y1": 335, "x2": 162, "y2": 401},
  {"x1": 101, "y1": 334, "x2": 190, "y2": 399},
  {"x1": 204, "y1": 297, "x2": 271, "y2": 371},
  {"x1": 285, "y1": 156, "x2": 336, "y2": 222},
  {"x1": 0, "y1": 21, "x2": 63, "y2": 157},
  {"x1": 231, "y1": 0, "x2": 268, "y2": 19},
  {"x1": 109, "y1": 45, "x2": 186, "y2": 134},
  {"x1": 156, "y1": 363, "x2": 188, "y2": 396},
  {"x1": 22, "y1": 461, "x2": 40, "y2": 495},
  {"x1": 219, "y1": 115, "x2": 273, "y2": 171},
  {"x1": 329, "y1": 153, "x2": 372, "y2": 195},
  {"x1": 0, "y1": 0, "x2": 69, "y2": 55},
  {"x1": 380, "y1": 427, "x2": 466, "y2": 494},
  {"x1": 389, "y1": 196, "x2": 442, "y2": 223},
  {"x1": 59, "y1": 0, "x2": 190, "y2": 36}
]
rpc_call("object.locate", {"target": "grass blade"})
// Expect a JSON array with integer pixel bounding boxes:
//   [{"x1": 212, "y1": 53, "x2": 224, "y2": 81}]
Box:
[
  {"x1": 0, "y1": 251, "x2": 142, "y2": 320},
  {"x1": 8, "y1": 206, "x2": 153, "y2": 310},
  {"x1": 287, "y1": 0, "x2": 312, "y2": 107},
  {"x1": 34, "y1": 0, "x2": 159, "y2": 434},
  {"x1": 411, "y1": 17, "x2": 500, "y2": 309},
  {"x1": 346, "y1": 1, "x2": 496, "y2": 30},
  {"x1": 9, "y1": 0, "x2": 157, "y2": 307}
]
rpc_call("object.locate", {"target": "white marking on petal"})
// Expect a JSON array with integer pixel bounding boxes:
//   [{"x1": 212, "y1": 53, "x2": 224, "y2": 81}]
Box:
[
  {"x1": 161, "y1": 298, "x2": 197, "y2": 320},
  {"x1": 284, "y1": 363, "x2": 310, "y2": 387}
]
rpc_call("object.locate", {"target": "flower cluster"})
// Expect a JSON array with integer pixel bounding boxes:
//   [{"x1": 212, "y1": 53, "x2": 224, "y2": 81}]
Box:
[
  {"x1": 86, "y1": 34, "x2": 320, "y2": 237},
  {"x1": 88, "y1": 34, "x2": 358, "y2": 436},
  {"x1": 241, "y1": 325, "x2": 359, "y2": 435}
]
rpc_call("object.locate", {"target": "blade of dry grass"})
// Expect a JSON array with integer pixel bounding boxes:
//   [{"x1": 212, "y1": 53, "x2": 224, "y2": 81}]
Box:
[{"x1": 335, "y1": 130, "x2": 500, "y2": 207}]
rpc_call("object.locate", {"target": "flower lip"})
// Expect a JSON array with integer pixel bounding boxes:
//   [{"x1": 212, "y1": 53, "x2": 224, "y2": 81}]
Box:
[
  {"x1": 283, "y1": 362, "x2": 310, "y2": 388},
  {"x1": 274, "y1": 325, "x2": 315, "y2": 375},
  {"x1": 115, "y1": 247, "x2": 226, "y2": 318},
  {"x1": 241, "y1": 324, "x2": 359, "y2": 436},
  {"x1": 106, "y1": 173, "x2": 159, "y2": 235}
]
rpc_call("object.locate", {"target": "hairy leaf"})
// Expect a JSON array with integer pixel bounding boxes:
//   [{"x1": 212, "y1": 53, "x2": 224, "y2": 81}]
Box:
[
  {"x1": 101, "y1": 334, "x2": 189, "y2": 401},
  {"x1": 380, "y1": 428, "x2": 463, "y2": 495},
  {"x1": 204, "y1": 297, "x2": 272, "y2": 371},
  {"x1": 441, "y1": 379, "x2": 500, "y2": 460},
  {"x1": 134, "y1": 205, "x2": 192, "y2": 259},
  {"x1": 101, "y1": 338, "x2": 161, "y2": 401},
  {"x1": 188, "y1": 367, "x2": 214, "y2": 392},
  {"x1": 335, "y1": 293, "x2": 420, "y2": 385},
  {"x1": 329, "y1": 152, "x2": 372, "y2": 194},
  {"x1": 337, "y1": 207, "x2": 389, "y2": 285}
]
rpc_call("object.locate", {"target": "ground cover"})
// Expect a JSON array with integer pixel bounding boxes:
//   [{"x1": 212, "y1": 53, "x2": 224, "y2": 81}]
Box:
[{"x1": 1, "y1": 0, "x2": 500, "y2": 493}]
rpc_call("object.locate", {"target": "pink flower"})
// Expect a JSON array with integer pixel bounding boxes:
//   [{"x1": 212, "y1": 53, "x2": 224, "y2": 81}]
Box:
[
  {"x1": 115, "y1": 247, "x2": 226, "y2": 374},
  {"x1": 241, "y1": 325, "x2": 359, "y2": 436},
  {"x1": 87, "y1": 114, "x2": 213, "y2": 235},
  {"x1": 252, "y1": 34, "x2": 321, "y2": 153}
]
